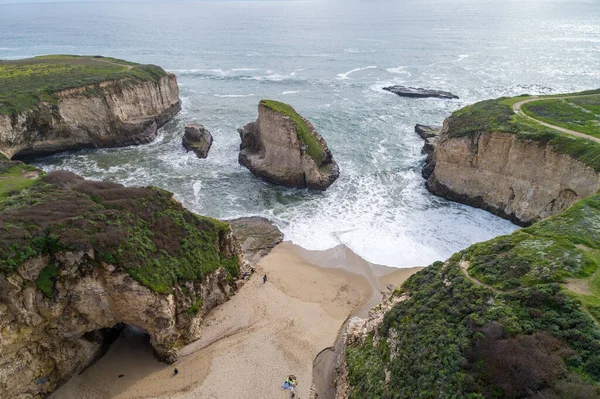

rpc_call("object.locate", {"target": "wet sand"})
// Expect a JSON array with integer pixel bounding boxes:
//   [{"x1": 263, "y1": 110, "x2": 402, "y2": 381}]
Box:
[{"x1": 51, "y1": 242, "x2": 422, "y2": 399}]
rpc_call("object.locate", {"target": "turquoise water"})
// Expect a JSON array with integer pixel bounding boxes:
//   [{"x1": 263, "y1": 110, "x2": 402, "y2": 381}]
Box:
[{"x1": 1, "y1": 0, "x2": 599, "y2": 266}]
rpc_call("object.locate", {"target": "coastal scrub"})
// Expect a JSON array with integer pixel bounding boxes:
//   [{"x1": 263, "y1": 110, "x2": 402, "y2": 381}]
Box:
[
  {"x1": 0, "y1": 160, "x2": 239, "y2": 294},
  {"x1": 346, "y1": 193, "x2": 600, "y2": 397}
]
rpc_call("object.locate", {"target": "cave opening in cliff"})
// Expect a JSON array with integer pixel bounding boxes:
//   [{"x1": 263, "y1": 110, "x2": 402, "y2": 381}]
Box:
[{"x1": 81, "y1": 324, "x2": 153, "y2": 373}]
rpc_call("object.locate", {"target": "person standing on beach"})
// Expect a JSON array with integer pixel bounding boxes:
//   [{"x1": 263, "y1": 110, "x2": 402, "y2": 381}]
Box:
[{"x1": 263, "y1": 274, "x2": 268, "y2": 284}]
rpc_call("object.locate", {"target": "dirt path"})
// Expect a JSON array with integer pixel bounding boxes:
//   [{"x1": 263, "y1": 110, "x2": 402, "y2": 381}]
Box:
[{"x1": 512, "y1": 95, "x2": 600, "y2": 144}]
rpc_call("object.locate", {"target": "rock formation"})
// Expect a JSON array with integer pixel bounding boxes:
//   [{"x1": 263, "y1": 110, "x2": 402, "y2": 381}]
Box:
[
  {"x1": 0, "y1": 68, "x2": 180, "y2": 159},
  {"x1": 383, "y1": 85, "x2": 459, "y2": 99},
  {"x1": 238, "y1": 100, "x2": 340, "y2": 190},
  {"x1": 228, "y1": 217, "x2": 284, "y2": 266},
  {"x1": 415, "y1": 124, "x2": 441, "y2": 179},
  {"x1": 424, "y1": 119, "x2": 600, "y2": 225},
  {"x1": 183, "y1": 123, "x2": 213, "y2": 159},
  {"x1": 0, "y1": 162, "x2": 242, "y2": 398}
]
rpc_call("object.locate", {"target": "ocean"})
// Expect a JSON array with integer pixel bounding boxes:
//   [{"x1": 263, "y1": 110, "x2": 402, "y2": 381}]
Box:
[{"x1": 1, "y1": 0, "x2": 599, "y2": 267}]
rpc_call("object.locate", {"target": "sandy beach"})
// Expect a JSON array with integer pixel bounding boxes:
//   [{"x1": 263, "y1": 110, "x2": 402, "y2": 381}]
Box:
[{"x1": 51, "y1": 242, "x2": 422, "y2": 399}]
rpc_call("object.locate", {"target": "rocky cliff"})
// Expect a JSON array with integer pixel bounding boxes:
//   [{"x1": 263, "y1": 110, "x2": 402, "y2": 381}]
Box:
[
  {"x1": 238, "y1": 100, "x2": 339, "y2": 190},
  {"x1": 0, "y1": 56, "x2": 181, "y2": 159},
  {"x1": 0, "y1": 160, "x2": 242, "y2": 398},
  {"x1": 424, "y1": 97, "x2": 600, "y2": 225}
]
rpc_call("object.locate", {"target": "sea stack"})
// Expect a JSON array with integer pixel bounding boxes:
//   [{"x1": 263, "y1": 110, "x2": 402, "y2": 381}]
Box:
[
  {"x1": 238, "y1": 100, "x2": 339, "y2": 190},
  {"x1": 183, "y1": 123, "x2": 213, "y2": 158}
]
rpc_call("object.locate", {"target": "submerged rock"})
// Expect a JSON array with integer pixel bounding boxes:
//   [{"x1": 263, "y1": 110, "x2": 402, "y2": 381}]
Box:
[
  {"x1": 183, "y1": 123, "x2": 213, "y2": 158},
  {"x1": 383, "y1": 85, "x2": 459, "y2": 99},
  {"x1": 238, "y1": 100, "x2": 339, "y2": 190}
]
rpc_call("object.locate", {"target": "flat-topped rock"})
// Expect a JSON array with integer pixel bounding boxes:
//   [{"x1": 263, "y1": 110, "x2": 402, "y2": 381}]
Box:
[
  {"x1": 238, "y1": 100, "x2": 340, "y2": 190},
  {"x1": 0, "y1": 55, "x2": 181, "y2": 159},
  {"x1": 383, "y1": 85, "x2": 458, "y2": 99},
  {"x1": 227, "y1": 217, "x2": 283, "y2": 265},
  {"x1": 415, "y1": 124, "x2": 442, "y2": 140},
  {"x1": 183, "y1": 123, "x2": 213, "y2": 158}
]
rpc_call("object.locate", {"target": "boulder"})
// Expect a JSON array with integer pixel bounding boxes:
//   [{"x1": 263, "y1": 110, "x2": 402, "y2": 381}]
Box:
[
  {"x1": 383, "y1": 86, "x2": 458, "y2": 99},
  {"x1": 414, "y1": 124, "x2": 441, "y2": 157},
  {"x1": 183, "y1": 124, "x2": 213, "y2": 158},
  {"x1": 228, "y1": 217, "x2": 284, "y2": 266},
  {"x1": 238, "y1": 100, "x2": 340, "y2": 190}
]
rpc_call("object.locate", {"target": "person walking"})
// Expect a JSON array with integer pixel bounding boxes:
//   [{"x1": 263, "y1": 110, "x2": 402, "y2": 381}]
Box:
[{"x1": 263, "y1": 274, "x2": 268, "y2": 284}]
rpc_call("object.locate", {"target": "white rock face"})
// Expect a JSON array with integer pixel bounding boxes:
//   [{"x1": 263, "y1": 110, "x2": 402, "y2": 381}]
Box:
[
  {"x1": 0, "y1": 74, "x2": 181, "y2": 159},
  {"x1": 238, "y1": 102, "x2": 340, "y2": 190},
  {"x1": 425, "y1": 119, "x2": 600, "y2": 225}
]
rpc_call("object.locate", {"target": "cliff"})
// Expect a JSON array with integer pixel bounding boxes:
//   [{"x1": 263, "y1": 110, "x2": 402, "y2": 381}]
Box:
[
  {"x1": 0, "y1": 159, "x2": 243, "y2": 398},
  {"x1": 424, "y1": 93, "x2": 600, "y2": 225},
  {"x1": 340, "y1": 193, "x2": 600, "y2": 398},
  {"x1": 0, "y1": 55, "x2": 181, "y2": 159},
  {"x1": 238, "y1": 100, "x2": 340, "y2": 190}
]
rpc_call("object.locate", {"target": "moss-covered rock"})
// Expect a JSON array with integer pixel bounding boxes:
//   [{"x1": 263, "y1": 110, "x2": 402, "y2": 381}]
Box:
[{"x1": 238, "y1": 100, "x2": 340, "y2": 190}]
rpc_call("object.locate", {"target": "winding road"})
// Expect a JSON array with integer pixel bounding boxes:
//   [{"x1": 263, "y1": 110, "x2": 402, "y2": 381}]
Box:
[{"x1": 512, "y1": 95, "x2": 600, "y2": 144}]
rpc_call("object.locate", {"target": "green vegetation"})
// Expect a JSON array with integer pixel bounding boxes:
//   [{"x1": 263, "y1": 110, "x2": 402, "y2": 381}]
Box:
[
  {"x1": 260, "y1": 99, "x2": 326, "y2": 165},
  {"x1": 186, "y1": 298, "x2": 204, "y2": 315},
  {"x1": 35, "y1": 264, "x2": 59, "y2": 298},
  {"x1": 0, "y1": 160, "x2": 43, "y2": 199},
  {"x1": 446, "y1": 91, "x2": 600, "y2": 172},
  {"x1": 522, "y1": 96, "x2": 600, "y2": 138},
  {"x1": 346, "y1": 193, "x2": 600, "y2": 398},
  {"x1": 0, "y1": 165, "x2": 240, "y2": 295},
  {"x1": 0, "y1": 55, "x2": 167, "y2": 115}
]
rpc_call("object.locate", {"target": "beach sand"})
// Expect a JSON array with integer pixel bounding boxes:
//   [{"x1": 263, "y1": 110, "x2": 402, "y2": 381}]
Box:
[{"x1": 51, "y1": 242, "x2": 422, "y2": 399}]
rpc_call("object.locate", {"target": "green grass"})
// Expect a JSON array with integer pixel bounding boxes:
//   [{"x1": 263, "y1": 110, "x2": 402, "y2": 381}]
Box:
[
  {"x1": 446, "y1": 91, "x2": 600, "y2": 172},
  {"x1": 0, "y1": 161, "x2": 43, "y2": 199},
  {"x1": 522, "y1": 97, "x2": 600, "y2": 138},
  {"x1": 260, "y1": 99, "x2": 326, "y2": 165},
  {"x1": 0, "y1": 55, "x2": 168, "y2": 115}
]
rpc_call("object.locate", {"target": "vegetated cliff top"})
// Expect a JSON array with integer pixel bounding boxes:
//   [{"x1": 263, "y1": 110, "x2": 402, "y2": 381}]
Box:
[
  {"x1": 0, "y1": 157, "x2": 239, "y2": 295},
  {"x1": 259, "y1": 99, "x2": 327, "y2": 165},
  {"x1": 445, "y1": 89, "x2": 600, "y2": 172},
  {"x1": 0, "y1": 55, "x2": 169, "y2": 116},
  {"x1": 346, "y1": 194, "x2": 600, "y2": 398}
]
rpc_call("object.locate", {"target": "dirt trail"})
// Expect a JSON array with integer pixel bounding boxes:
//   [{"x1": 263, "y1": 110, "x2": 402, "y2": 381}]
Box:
[{"x1": 512, "y1": 94, "x2": 600, "y2": 144}]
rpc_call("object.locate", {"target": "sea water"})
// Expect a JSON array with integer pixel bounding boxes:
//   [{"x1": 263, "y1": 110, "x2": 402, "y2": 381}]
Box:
[{"x1": 1, "y1": 0, "x2": 599, "y2": 267}]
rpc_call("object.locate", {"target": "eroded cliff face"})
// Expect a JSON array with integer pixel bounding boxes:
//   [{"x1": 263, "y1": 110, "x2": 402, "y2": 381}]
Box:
[
  {"x1": 424, "y1": 119, "x2": 600, "y2": 225},
  {"x1": 0, "y1": 257, "x2": 233, "y2": 398},
  {"x1": 238, "y1": 102, "x2": 339, "y2": 190},
  {"x1": 0, "y1": 74, "x2": 181, "y2": 159},
  {"x1": 0, "y1": 167, "x2": 242, "y2": 398}
]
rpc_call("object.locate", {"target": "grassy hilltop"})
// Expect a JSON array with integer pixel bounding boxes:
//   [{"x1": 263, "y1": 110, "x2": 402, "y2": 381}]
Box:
[
  {"x1": 0, "y1": 157, "x2": 239, "y2": 297},
  {"x1": 446, "y1": 89, "x2": 600, "y2": 171},
  {"x1": 0, "y1": 55, "x2": 167, "y2": 115}
]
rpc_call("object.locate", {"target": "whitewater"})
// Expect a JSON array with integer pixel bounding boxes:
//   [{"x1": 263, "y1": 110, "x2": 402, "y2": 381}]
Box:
[{"x1": 2, "y1": 0, "x2": 599, "y2": 267}]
